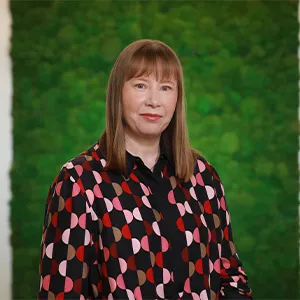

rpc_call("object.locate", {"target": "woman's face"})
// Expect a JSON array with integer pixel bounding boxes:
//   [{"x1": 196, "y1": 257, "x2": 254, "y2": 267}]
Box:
[{"x1": 121, "y1": 74, "x2": 178, "y2": 140}]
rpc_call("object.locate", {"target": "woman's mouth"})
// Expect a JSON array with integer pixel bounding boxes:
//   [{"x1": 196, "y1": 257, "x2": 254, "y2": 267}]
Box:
[{"x1": 140, "y1": 114, "x2": 161, "y2": 121}]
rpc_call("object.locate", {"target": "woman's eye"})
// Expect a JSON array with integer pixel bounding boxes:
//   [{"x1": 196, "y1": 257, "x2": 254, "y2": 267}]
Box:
[
  {"x1": 162, "y1": 86, "x2": 171, "y2": 91},
  {"x1": 136, "y1": 83, "x2": 145, "y2": 89}
]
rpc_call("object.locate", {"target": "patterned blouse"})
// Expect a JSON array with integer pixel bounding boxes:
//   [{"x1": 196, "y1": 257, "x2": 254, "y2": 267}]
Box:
[{"x1": 38, "y1": 141, "x2": 253, "y2": 299}]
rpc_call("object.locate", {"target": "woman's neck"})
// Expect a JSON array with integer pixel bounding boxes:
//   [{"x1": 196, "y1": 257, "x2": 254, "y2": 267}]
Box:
[{"x1": 124, "y1": 132, "x2": 161, "y2": 169}]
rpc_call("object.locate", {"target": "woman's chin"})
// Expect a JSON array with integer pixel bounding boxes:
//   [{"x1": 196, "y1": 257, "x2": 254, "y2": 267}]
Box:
[{"x1": 138, "y1": 129, "x2": 163, "y2": 138}]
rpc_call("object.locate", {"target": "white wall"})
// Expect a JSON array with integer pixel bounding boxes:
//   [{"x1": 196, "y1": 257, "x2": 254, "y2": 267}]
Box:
[{"x1": 0, "y1": 0, "x2": 12, "y2": 298}]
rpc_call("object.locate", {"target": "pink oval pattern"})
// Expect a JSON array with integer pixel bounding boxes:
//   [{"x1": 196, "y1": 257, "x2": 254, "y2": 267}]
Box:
[
  {"x1": 161, "y1": 236, "x2": 169, "y2": 252},
  {"x1": 185, "y1": 230, "x2": 193, "y2": 246},
  {"x1": 193, "y1": 227, "x2": 200, "y2": 243},
  {"x1": 108, "y1": 277, "x2": 117, "y2": 292},
  {"x1": 189, "y1": 187, "x2": 198, "y2": 200},
  {"x1": 152, "y1": 222, "x2": 161, "y2": 236},
  {"x1": 184, "y1": 277, "x2": 191, "y2": 293},
  {"x1": 112, "y1": 197, "x2": 123, "y2": 211},
  {"x1": 163, "y1": 268, "x2": 171, "y2": 284},
  {"x1": 196, "y1": 173, "x2": 204, "y2": 186},
  {"x1": 93, "y1": 185, "x2": 103, "y2": 198},
  {"x1": 45, "y1": 243, "x2": 54, "y2": 259},
  {"x1": 141, "y1": 236, "x2": 149, "y2": 251},
  {"x1": 134, "y1": 286, "x2": 143, "y2": 300},
  {"x1": 75, "y1": 165, "x2": 83, "y2": 177},
  {"x1": 72, "y1": 182, "x2": 80, "y2": 197},
  {"x1": 197, "y1": 160, "x2": 206, "y2": 172},
  {"x1": 62, "y1": 229, "x2": 70, "y2": 244},
  {"x1": 86, "y1": 189, "x2": 94, "y2": 205},
  {"x1": 123, "y1": 209, "x2": 133, "y2": 223},
  {"x1": 42, "y1": 275, "x2": 50, "y2": 291},
  {"x1": 200, "y1": 290, "x2": 208, "y2": 300},
  {"x1": 59, "y1": 260, "x2": 67, "y2": 276},
  {"x1": 140, "y1": 182, "x2": 149, "y2": 196},
  {"x1": 168, "y1": 190, "x2": 176, "y2": 204},
  {"x1": 119, "y1": 257, "x2": 127, "y2": 273},
  {"x1": 141, "y1": 196, "x2": 151, "y2": 208},
  {"x1": 70, "y1": 213, "x2": 78, "y2": 229},
  {"x1": 116, "y1": 274, "x2": 125, "y2": 290},
  {"x1": 64, "y1": 276, "x2": 73, "y2": 292},
  {"x1": 92, "y1": 171, "x2": 102, "y2": 184},
  {"x1": 156, "y1": 283, "x2": 164, "y2": 298},
  {"x1": 177, "y1": 203, "x2": 185, "y2": 216},
  {"x1": 78, "y1": 214, "x2": 86, "y2": 229},
  {"x1": 104, "y1": 198, "x2": 113, "y2": 212},
  {"x1": 132, "y1": 238, "x2": 141, "y2": 254},
  {"x1": 133, "y1": 207, "x2": 142, "y2": 221},
  {"x1": 205, "y1": 185, "x2": 215, "y2": 200}
]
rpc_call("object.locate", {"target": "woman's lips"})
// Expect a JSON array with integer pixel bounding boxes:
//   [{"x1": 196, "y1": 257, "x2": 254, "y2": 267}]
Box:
[{"x1": 140, "y1": 114, "x2": 161, "y2": 121}]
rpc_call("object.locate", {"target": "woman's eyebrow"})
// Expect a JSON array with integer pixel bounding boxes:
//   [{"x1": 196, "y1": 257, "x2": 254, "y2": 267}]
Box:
[
  {"x1": 162, "y1": 80, "x2": 176, "y2": 85},
  {"x1": 133, "y1": 77, "x2": 176, "y2": 85},
  {"x1": 133, "y1": 76, "x2": 149, "y2": 81}
]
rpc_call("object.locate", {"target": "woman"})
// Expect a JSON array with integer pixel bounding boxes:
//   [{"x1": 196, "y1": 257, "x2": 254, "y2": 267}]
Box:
[{"x1": 38, "y1": 39, "x2": 253, "y2": 299}]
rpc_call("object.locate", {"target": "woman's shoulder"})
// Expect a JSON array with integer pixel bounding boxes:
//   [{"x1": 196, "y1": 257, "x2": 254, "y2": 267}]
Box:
[
  {"x1": 58, "y1": 141, "x2": 106, "y2": 179},
  {"x1": 193, "y1": 152, "x2": 220, "y2": 183}
]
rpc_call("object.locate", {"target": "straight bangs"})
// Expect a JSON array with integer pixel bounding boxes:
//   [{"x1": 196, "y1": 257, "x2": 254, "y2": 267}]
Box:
[{"x1": 124, "y1": 46, "x2": 180, "y2": 84}]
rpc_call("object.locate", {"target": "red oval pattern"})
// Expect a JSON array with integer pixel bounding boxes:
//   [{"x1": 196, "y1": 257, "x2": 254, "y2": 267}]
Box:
[
  {"x1": 74, "y1": 278, "x2": 82, "y2": 294},
  {"x1": 143, "y1": 220, "x2": 153, "y2": 235},
  {"x1": 130, "y1": 173, "x2": 139, "y2": 182},
  {"x1": 76, "y1": 245, "x2": 85, "y2": 262},
  {"x1": 155, "y1": 252, "x2": 163, "y2": 268},
  {"x1": 121, "y1": 224, "x2": 132, "y2": 239},
  {"x1": 121, "y1": 181, "x2": 132, "y2": 194},
  {"x1": 204, "y1": 200, "x2": 212, "y2": 214},
  {"x1": 109, "y1": 242, "x2": 118, "y2": 258},
  {"x1": 224, "y1": 226, "x2": 229, "y2": 241},
  {"x1": 195, "y1": 258, "x2": 203, "y2": 274},
  {"x1": 176, "y1": 217, "x2": 185, "y2": 232},
  {"x1": 51, "y1": 212, "x2": 58, "y2": 227},
  {"x1": 146, "y1": 268, "x2": 154, "y2": 283},
  {"x1": 181, "y1": 247, "x2": 189, "y2": 263},
  {"x1": 102, "y1": 213, "x2": 112, "y2": 227},
  {"x1": 65, "y1": 197, "x2": 73, "y2": 213},
  {"x1": 127, "y1": 255, "x2": 136, "y2": 270}
]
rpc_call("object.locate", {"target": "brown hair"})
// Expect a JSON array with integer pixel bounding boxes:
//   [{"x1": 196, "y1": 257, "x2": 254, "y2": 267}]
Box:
[{"x1": 98, "y1": 39, "x2": 200, "y2": 182}]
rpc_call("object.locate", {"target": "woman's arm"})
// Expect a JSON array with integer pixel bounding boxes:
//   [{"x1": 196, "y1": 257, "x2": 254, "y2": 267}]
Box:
[
  {"x1": 38, "y1": 166, "x2": 99, "y2": 299},
  {"x1": 208, "y1": 163, "x2": 253, "y2": 299}
]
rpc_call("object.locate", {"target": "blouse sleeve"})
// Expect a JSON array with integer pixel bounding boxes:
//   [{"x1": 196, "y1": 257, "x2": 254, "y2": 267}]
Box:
[
  {"x1": 209, "y1": 163, "x2": 253, "y2": 299},
  {"x1": 38, "y1": 166, "x2": 100, "y2": 299}
]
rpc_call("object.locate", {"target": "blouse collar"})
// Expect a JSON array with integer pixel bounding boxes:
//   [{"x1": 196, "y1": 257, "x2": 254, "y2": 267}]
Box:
[{"x1": 125, "y1": 146, "x2": 170, "y2": 175}]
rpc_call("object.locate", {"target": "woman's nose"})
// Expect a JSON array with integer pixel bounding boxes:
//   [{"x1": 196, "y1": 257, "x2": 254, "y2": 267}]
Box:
[{"x1": 146, "y1": 88, "x2": 160, "y2": 106}]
